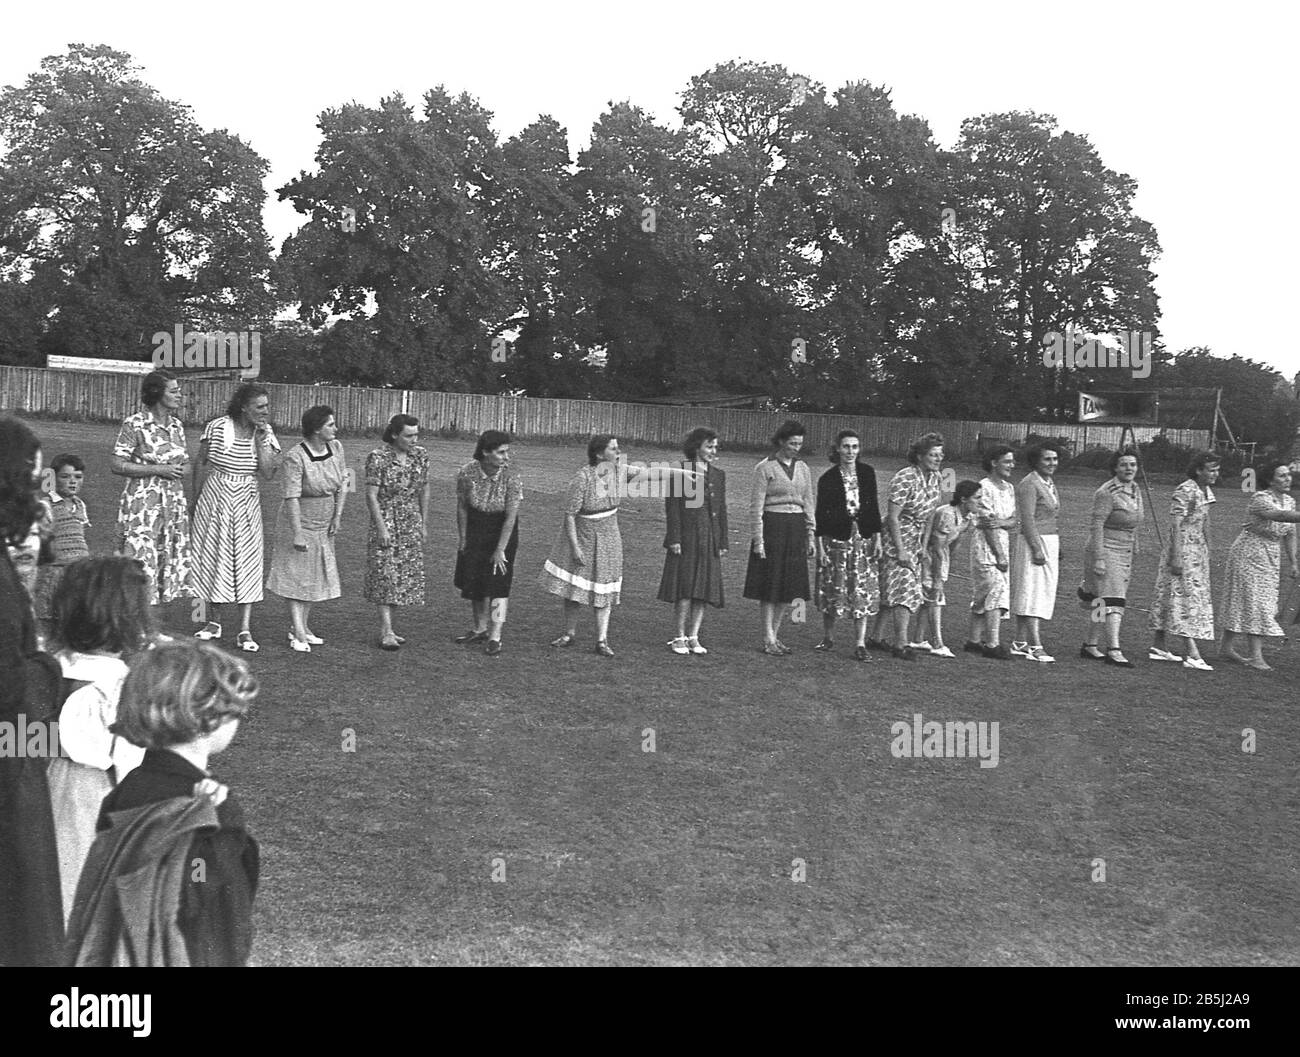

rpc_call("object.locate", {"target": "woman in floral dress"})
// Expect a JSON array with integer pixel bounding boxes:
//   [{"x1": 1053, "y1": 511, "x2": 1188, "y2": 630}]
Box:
[
  {"x1": 365, "y1": 414, "x2": 429, "y2": 651},
  {"x1": 110, "y1": 371, "x2": 192, "y2": 606},
  {"x1": 1148, "y1": 451, "x2": 1220, "y2": 670},
  {"x1": 880, "y1": 432, "x2": 944, "y2": 660},
  {"x1": 1219, "y1": 461, "x2": 1300, "y2": 671}
]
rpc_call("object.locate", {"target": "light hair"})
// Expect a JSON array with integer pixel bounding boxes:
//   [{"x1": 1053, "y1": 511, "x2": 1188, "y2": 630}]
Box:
[{"x1": 113, "y1": 641, "x2": 257, "y2": 749}]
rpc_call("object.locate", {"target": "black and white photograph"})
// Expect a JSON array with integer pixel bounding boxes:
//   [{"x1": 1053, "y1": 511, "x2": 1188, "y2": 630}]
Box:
[{"x1": 0, "y1": 0, "x2": 1294, "y2": 1013}]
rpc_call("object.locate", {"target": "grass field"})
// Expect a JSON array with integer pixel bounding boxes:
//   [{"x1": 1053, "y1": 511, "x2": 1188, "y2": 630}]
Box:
[{"x1": 17, "y1": 416, "x2": 1300, "y2": 965}]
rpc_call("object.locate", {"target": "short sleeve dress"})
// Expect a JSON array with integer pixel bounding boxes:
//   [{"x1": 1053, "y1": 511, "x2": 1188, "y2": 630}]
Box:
[
  {"x1": 1220, "y1": 490, "x2": 1296, "y2": 637},
  {"x1": 539, "y1": 465, "x2": 622, "y2": 607},
  {"x1": 364, "y1": 445, "x2": 429, "y2": 606},
  {"x1": 453, "y1": 460, "x2": 524, "y2": 600},
  {"x1": 113, "y1": 411, "x2": 193, "y2": 605},
  {"x1": 882, "y1": 465, "x2": 942, "y2": 612},
  {"x1": 266, "y1": 440, "x2": 345, "y2": 603},
  {"x1": 970, "y1": 477, "x2": 1016, "y2": 615},
  {"x1": 1148, "y1": 480, "x2": 1216, "y2": 640}
]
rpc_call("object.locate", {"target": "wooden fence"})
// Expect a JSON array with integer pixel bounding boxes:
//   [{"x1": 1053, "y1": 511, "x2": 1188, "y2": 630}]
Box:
[{"x1": 0, "y1": 365, "x2": 1209, "y2": 458}]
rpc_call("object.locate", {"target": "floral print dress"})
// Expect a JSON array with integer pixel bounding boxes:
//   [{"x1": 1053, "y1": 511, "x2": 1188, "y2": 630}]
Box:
[
  {"x1": 1148, "y1": 479, "x2": 1215, "y2": 639},
  {"x1": 113, "y1": 411, "x2": 193, "y2": 604},
  {"x1": 364, "y1": 445, "x2": 429, "y2": 605}
]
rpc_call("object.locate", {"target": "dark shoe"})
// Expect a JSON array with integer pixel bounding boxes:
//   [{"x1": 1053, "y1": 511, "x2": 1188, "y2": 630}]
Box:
[
  {"x1": 854, "y1": 645, "x2": 873, "y2": 663},
  {"x1": 594, "y1": 640, "x2": 615, "y2": 658},
  {"x1": 892, "y1": 646, "x2": 917, "y2": 661},
  {"x1": 981, "y1": 643, "x2": 1012, "y2": 660},
  {"x1": 1104, "y1": 648, "x2": 1133, "y2": 668},
  {"x1": 1080, "y1": 644, "x2": 1106, "y2": 660},
  {"x1": 962, "y1": 640, "x2": 984, "y2": 655},
  {"x1": 485, "y1": 640, "x2": 502, "y2": 656},
  {"x1": 455, "y1": 629, "x2": 489, "y2": 644},
  {"x1": 813, "y1": 638, "x2": 834, "y2": 651},
  {"x1": 866, "y1": 638, "x2": 890, "y2": 653},
  {"x1": 550, "y1": 632, "x2": 577, "y2": 648}
]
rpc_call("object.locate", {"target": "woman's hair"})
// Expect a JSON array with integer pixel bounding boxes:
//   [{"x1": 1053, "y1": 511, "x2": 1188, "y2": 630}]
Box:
[
  {"x1": 1185, "y1": 450, "x2": 1221, "y2": 481},
  {"x1": 981, "y1": 444, "x2": 1015, "y2": 473},
  {"x1": 1258, "y1": 460, "x2": 1293, "y2": 490},
  {"x1": 474, "y1": 430, "x2": 511, "y2": 462},
  {"x1": 907, "y1": 432, "x2": 945, "y2": 465},
  {"x1": 225, "y1": 382, "x2": 269, "y2": 422},
  {"x1": 1024, "y1": 443, "x2": 1060, "y2": 470},
  {"x1": 113, "y1": 640, "x2": 258, "y2": 749},
  {"x1": 587, "y1": 434, "x2": 615, "y2": 466},
  {"x1": 770, "y1": 420, "x2": 806, "y2": 449},
  {"x1": 50, "y1": 557, "x2": 154, "y2": 655},
  {"x1": 682, "y1": 427, "x2": 718, "y2": 461},
  {"x1": 950, "y1": 480, "x2": 981, "y2": 506},
  {"x1": 0, "y1": 417, "x2": 42, "y2": 547},
  {"x1": 302, "y1": 405, "x2": 334, "y2": 438},
  {"x1": 1110, "y1": 447, "x2": 1140, "y2": 474},
  {"x1": 140, "y1": 370, "x2": 175, "y2": 408},
  {"x1": 828, "y1": 429, "x2": 860, "y2": 464},
  {"x1": 52, "y1": 453, "x2": 85, "y2": 475},
  {"x1": 382, "y1": 414, "x2": 419, "y2": 444}
]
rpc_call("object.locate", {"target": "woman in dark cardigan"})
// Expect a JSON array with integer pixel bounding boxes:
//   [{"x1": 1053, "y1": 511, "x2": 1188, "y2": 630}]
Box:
[
  {"x1": 814, "y1": 430, "x2": 883, "y2": 661},
  {"x1": 658, "y1": 427, "x2": 728, "y2": 654},
  {"x1": 0, "y1": 417, "x2": 65, "y2": 966}
]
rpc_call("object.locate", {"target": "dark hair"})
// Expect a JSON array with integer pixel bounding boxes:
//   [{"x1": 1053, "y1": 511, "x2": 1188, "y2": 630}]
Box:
[
  {"x1": 1025, "y1": 443, "x2": 1060, "y2": 471},
  {"x1": 113, "y1": 641, "x2": 257, "y2": 749},
  {"x1": 225, "y1": 382, "x2": 269, "y2": 421},
  {"x1": 587, "y1": 434, "x2": 616, "y2": 466},
  {"x1": 981, "y1": 444, "x2": 1015, "y2": 473},
  {"x1": 140, "y1": 370, "x2": 175, "y2": 408},
  {"x1": 474, "y1": 430, "x2": 511, "y2": 461},
  {"x1": 950, "y1": 480, "x2": 981, "y2": 505},
  {"x1": 302, "y1": 405, "x2": 334, "y2": 438},
  {"x1": 907, "y1": 432, "x2": 945, "y2": 465},
  {"x1": 828, "y1": 429, "x2": 861, "y2": 463},
  {"x1": 51, "y1": 557, "x2": 154, "y2": 655},
  {"x1": 0, "y1": 417, "x2": 42, "y2": 547},
  {"x1": 1259, "y1": 461, "x2": 1293, "y2": 490},
  {"x1": 382, "y1": 414, "x2": 419, "y2": 444},
  {"x1": 770, "y1": 420, "x2": 806, "y2": 449},
  {"x1": 51, "y1": 453, "x2": 85, "y2": 475},
  {"x1": 1110, "y1": 447, "x2": 1140, "y2": 474},
  {"x1": 1185, "y1": 450, "x2": 1221, "y2": 481},
  {"x1": 683, "y1": 427, "x2": 718, "y2": 461}
]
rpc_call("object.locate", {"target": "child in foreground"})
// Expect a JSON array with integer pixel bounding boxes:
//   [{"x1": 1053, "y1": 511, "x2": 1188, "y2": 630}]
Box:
[
  {"x1": 33, "y1": 454, "x2": 92, "y2": 641},
  {"x1": 65, "y1": 640, "x2": 259, "y2": 967},
  {"x1": 912, "y1": 481, "x2": 981, "y2": 658}
]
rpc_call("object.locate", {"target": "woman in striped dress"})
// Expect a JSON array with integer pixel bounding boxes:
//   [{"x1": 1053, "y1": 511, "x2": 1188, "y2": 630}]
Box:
[{"x1": 190, "y1": 384, "x2": 281, "y2": 652}]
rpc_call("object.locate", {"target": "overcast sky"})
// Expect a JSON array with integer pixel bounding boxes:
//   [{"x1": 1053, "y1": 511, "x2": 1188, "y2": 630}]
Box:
[{"x1": 4, "y1": 0, "x2": 1296, "y2": 380}]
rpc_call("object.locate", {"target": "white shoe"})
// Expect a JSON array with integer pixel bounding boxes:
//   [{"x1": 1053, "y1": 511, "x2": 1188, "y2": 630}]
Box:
[
  {"x1": 688, "y1": 637, "x2": 708, "y2": 655},
  {"x1": 1009, "y1": 641, "x2": 1031, "y2": 657},
  {"x1": 1182, "y1": 656, "x2": 1213, "y2": 671},
  {"x1": 289, "y1": 635, "x2": 312, "y2": 653},
  {"x1": 303, "y1": 630, "x2": 325, "y2": 645},
  {"x1": 668, "y1": 637, "x2": 691, "y2": 655},
  {"x1": 929, "y1": 646, "x2": 955, "y2": 658},
  {"x1": 194, "y1": 622, "x2": 222, "y2": 640},
  {"x1": 1148, "y1": 647, "x2": 1182, "y2": 662},
  {"x1": 907, "y1": 640, "x2": 934, "y2": 652},
  {"x1": 1026, "y1": 645, "x2": 1056, "y2": 663}
]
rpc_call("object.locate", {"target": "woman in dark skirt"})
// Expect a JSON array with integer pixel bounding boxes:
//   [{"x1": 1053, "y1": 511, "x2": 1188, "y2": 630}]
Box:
[
  {"x1": 453, "y1": 431, "x2": 523, "y2": 656},
  {"x1": 658, "y1": 427, "x2": 728, "y2": 655},
  {"x1": 744, "y1": 420, "x2": 816, "y2": 655}
]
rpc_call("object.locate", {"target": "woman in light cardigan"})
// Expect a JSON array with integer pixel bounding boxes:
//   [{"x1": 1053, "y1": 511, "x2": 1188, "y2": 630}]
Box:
[{"x1": 743, "y1": 420, "x2": 816, "y2": 655}]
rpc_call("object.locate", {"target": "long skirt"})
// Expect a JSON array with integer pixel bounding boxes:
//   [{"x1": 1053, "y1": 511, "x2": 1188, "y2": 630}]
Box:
[
  {"x1": 266, "y1": 495, "x2": 341, "y2": 603},
  {"x1": 658, "y1": 519, "x2": 723, "y2": 607},
  {"x1": 1149, "y1": 536, "x2": 1214, "y2": 640},
  {"x1": 816, "y1": 533, "x2": 878, "y2": 618},
  {"x1": 743, "y1": 512, "x2": 809, "y2": 604},
  {"x1": 455, "y1": 507, "x2": 519, "y2": 600},
  {"x1": 191, "y1": 471, "x2": 264, "y2": 604},
  {"x1": 1010, "y1": 533, "x2": 1059, "y2": 620},
  {"x1": 1220, "y1": 531, "x2": 1284, "y2": 636},
  {"x1": 45, "y1": 757, "x2": 111, "y2": 927},
  {"x1": 540, "y1": 511, "x2": 622, "y2": 608},
  {"x1": 1078, "y1": 528, "x2": 1136, "y2": 615}
]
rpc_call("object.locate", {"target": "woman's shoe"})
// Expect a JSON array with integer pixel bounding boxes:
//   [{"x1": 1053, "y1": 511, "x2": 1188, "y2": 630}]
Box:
[
  {"x1": 1080, "y1": 644, "x2": 1107, "y2": 660},
  {"x1": 774, "y1": 640, "x2": 793, "y2": 655},
  {"x1": 379, "y1": 633, "x2": 401, "y2": 651},
  {"x1": 866, "y1": 638, "x2": 890, "y2": 653},
  {"x1": 594, "y1": 640, "x2": 615, "y2": 658},
  {"x1": 668, "y1": 637, "x2": 691, "y2": 655},
  {"x1": 892, "y1": 646, "x2": 917, "y2": 661},
  {"x1": 303, "y1": 629, "x2": 325, "y2": 645},
  {"x1": 761, "y1": 643, "x2": 785, "y2": 656},
  {"x1": 550, "y1": 632, "x2": 577, "y2": 648},
  {"x1": 962, "y1": 641, "x2": 985, "y2": 655},
  {"x1": 929, "y1": 645, "x2": 955, "y2": 659},
  {"x1": 455, "y1": 629, "x2": 489, "y2": 645},
  {"x1": 688, "y1": 636, "x2": 708, "y2": 655},
  {"x1": 907, "y1": 640, "x2": 934, "y2": 652},
  {"x1": 1103, "y1": 648, "x2": 1132, "y2": 667},
  {"x1": 813, "y1": 638, "x2": 834, "y2": 651},
  {"x1": 485, "y1": 640, "x2": 502, "y2": 656},
  {"x1": 854, "y1": 645, "x2": 873, "y2": 663},
  {"x1": 236, "y1": 631, "x2": 259, "y2": 653},
  {"x1": 194, "y1": 622, "x2": 222, "y2": 640},
  {"x1": 288, "y1": 634, "x2": 312, "y2": 653},
  {"x1": 1182, "y1": 656, "x2": 1213, "y2": 671},
  {"x1": 1025, "y1": 645, "x2": 1055, "y2": 663},
  {"x1": 981, "y1": 643, "x2": 1012, "y2": 660},
  {"x1": 1148, "y1": 646, "x2": 1181, "y2": 662},
  {"x1": 394, "y1": 635, "x2": 406, "y2": 645}
]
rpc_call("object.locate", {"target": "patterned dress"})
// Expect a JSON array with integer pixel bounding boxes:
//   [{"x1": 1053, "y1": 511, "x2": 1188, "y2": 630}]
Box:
[
  {"x1": 191, "y1": 417, "x2": 280, "y2": 604},
  {"x1": 970, "y1": 477, "x2": 1016, "y2": 615},
  {"x1": 113, "y1": 411, "x2": 193, "y2": 605},
  {"x1": 815, "y1": 468, "x2": 878, "y2": 619},
  {"x1": 454, "y1": 460, "x2": 524, "y2": 600},
  {"x1": 266, "y1": 440, "x2": 345, "y2": 602},
  {"x1": 32, "y1": 494, "x2": 91, "y2": 620},
  {"x1": 1148, "y1": 480, "x2": 1215, "y2": 639},
  {"x1": 921, "y1": 504, "x2": 973, "y2": 606},
  {"x1": 540, "y1": 465, "x2": 622, "y2": 607},
  {"x1": 364, "y1": 445, "x2": 429, "y2": 605},
  {"x1": 1220, "y1": 491, "x2": 1296, "y2": 636},
  {"x1": 882, "y1": 465, "x2": 941, "y2": 612}
]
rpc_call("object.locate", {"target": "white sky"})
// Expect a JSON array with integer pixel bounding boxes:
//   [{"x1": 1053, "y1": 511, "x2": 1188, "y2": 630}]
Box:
[{"x1": 4, "y1": 0, "x2": 1296, "y2": 380}]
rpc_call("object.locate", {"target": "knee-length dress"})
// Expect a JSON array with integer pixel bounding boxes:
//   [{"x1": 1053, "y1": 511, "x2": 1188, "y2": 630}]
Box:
[
  {"x1": 658, "y1": 462, "x2": 727, "y2": 607},
  {"x1": 32, "y1": 494, "x2": 91, "y2": 620},
  {"x1": 1078, "y1": 478, "x2": 1143, "y2": 610},
  {"x1": 540, "y1": 465, "x2": 622, "y2": 608},
  {"x1": 1148, "y1": 480, "x2": 1215, "y2": 639},
  {"x1": 113, "y1": 411, "x2": 192, "y2": 605},
  {"x1": 454, "y1": 460, "x2": 523, "y2": 600},
  {"x1": 881, "y1": 465, "x2": 941, "y2": 612},
  {"x1": 191, "y1": 417, "x2": 280, "y2": 604},
  {"x1": 266, "y1": 440, "x2": 345, "y2": 603},
  {"x1": 1221, "y1": 490, "x2": 1296, "y2": 636},
  {"x1": 970, "y1": 476, "x2": 1015, "y2": 615},
  {"x1": 1010, "y1": 472, "x2": 1061, "y2": 620},
  {"x1": 814, "y1": 462, "x2": 882, "y2": 619},
  {"x1": 364, "y1": 445, "x2": 429, "y2": 606}
]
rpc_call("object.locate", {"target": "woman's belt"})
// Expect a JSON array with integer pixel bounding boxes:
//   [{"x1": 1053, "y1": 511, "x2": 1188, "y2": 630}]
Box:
[{"x1": 577, "y1": 508, "x2": 617, "y2": 520}]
